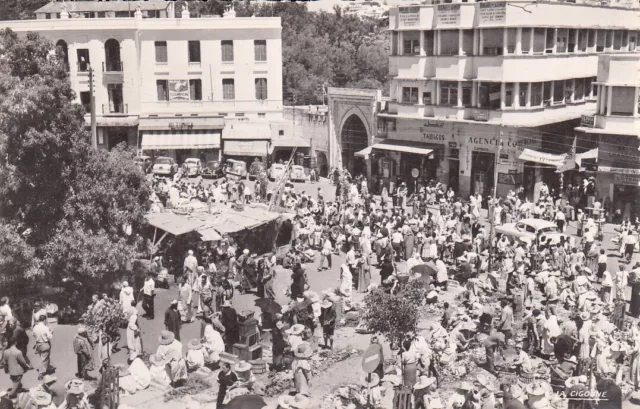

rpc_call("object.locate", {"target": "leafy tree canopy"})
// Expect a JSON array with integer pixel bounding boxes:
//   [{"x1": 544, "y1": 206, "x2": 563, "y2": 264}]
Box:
[{"x1": 0, "y1": 29, "x2": 151, "y2": 292}]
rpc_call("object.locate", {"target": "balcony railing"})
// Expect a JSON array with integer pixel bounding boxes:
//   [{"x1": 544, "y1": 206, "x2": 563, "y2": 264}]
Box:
[
  {"x1": 102, "y1": 103, "x2": 128, "y2": 115},
  {"x1": 103, "y1": 61, "x2": 123, "y2": 72}
]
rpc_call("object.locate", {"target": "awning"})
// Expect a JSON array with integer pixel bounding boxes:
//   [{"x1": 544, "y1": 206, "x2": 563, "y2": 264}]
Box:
[
  {"x1": 370, "y1": 140, "x2": 434, "y2": 156},
  {"x1": 224, "y1": 140, "x2": 269, "y2": 157},
  {"x1": 141, "y1": 131, "x2": 221, "y2": 150},
  {"x1": 518, "y1": 149, "x2": 566, "y2": 167},
  {"x1": 355, "y1": 147, "x2": 373, "y2": 158},
  {"x1": 197, "y1": 227, "x2": 222, "y2": 242},
  {"x1": 223, "y1": 122, "x2": 271, "y2": 140},
  {"x1": 271, "y1": 137, "x2": 311, "y2": 148},
  {"x1": 91, "y1": 116, "x2": 139, "y2": 127},
  {"x1": 138, "y1": 116, "x2": 225, "y2": 131},
  {"x1": 146, "y1": 212, "x2": 204, "y2": 236}
]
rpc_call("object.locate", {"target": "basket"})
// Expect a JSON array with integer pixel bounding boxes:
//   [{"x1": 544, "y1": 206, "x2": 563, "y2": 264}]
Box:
[
  {"x1": 249, "y1": 360, "x2": 267, "y2": 374},
  {"x1": 397, "y1": 274, "x2": 410, "y2": 284},
  {"x1": 519, "y1": 371, "x2": 536, "y2": 384}
]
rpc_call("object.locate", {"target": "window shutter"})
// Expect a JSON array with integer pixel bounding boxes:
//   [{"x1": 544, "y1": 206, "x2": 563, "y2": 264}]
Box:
[
  {"x1": 155, "y1": 41, "x2": 167, "y2": 63},
  {"x1": 222, "y1": 41, "x2": 234, "y2": 62},
  {"x1": 223, "y1": 79, "x2": 235, "y2": 100},
  {"x1": 254, "y1": 40, "x2": 266, "y2": 61},
  {"x1": 157, "y1": 80, "x2": 167, "y2": 101}
]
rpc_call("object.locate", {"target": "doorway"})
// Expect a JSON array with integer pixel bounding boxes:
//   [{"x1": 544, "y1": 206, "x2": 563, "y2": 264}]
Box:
[
  {"x1": 449, "y1": 159, "x2": 459, "y2": 193},
  {"x1": 472, "y1": 151, "x2": 495, "y2": 197}
]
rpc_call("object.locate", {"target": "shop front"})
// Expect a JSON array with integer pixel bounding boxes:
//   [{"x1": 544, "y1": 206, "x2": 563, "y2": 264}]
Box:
[
  {"x1": 222, "y1": 121, "x2": 272, "y2": 164},
  {"x1": 93, "y1": 116, "x2": 139, "y2": 152},
  {"x1": 138, "y1": 116, "x2": 225, "y2": 164}
]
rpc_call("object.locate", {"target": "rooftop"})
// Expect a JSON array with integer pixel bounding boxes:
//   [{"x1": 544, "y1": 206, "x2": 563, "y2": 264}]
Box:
[{"x1": 36, "y1": 1, "x2": 171, "y2": 13}]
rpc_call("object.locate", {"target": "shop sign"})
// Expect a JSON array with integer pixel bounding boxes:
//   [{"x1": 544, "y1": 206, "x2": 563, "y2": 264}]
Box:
[
  {"x1": 393, "y1": 119, "x2": 456, "y2": 145},
  {"x1": 449, "y1": 142, "x2": 457, "y2": 148},
  {"x1": 436, "y1": 4, "x2": 460, "y2": 26},
  {"x1": 169, "y1": 122, "x2": 194, "y2": 131},
  {"x1": 168, "y1": 80, "x2": 189, "y2": 101},
  {"x1": 468, "y1": 136, "x2": 537, "y2": 156},
  {"x1": 473, "y1": 110, "x2": 489, "y2": 122},
  {"x1": 599, "y1": 135, "x2": 640, "y2": 167},
  {"x1": 599, "y1": 166, "x2": 640, "y2": 175},
  {"x1": 478, "y1": 1, "x2": 506, "y2": 24},
  {"x1": 399, "y1": 6, "x2": 420, "y2": 27},
  {"x1": 614, "y1": 173, "x2": 640, "y2": 186},
  {"x1": 580, "y1": 115, "x2": 595, "y2": 128}
]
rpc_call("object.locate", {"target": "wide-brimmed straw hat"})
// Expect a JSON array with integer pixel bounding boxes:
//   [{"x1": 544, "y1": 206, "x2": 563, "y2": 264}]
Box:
[
  {"x1": 414, "y1": 376, "x2": 436, "y2": 390},
  {"x1": 564, "y1": 356, "x2": 578, "y2": 364},
  {"x1": 294, "y1": 342, "x2": 313, "y2": 359},
  {"x1": 579, "y1": 311, "x2": 591, "y2": 321},
  {"x1": 290, "y1": 394, "x2": 311, "y2": 409},
  {"x1": 304, "y1": 291, "x2": 320, "y2": 303},
  {"x1": 320, "y1": 299, "x2": 333, "y2": 309},
  {"x1": 66, "y1": 379, "x2": 85, "y2": 394},
  {"x1": 158, "y1": 330, "x2": 175, "y2": 345},
  {"x1": 234, "y1": 360, "x2": 252, "y2": 373},
  {"x1": 42, "y1": 375, "x2": 57, "y2": 385},
  {"x1": 287, "y1": 324, "x2": 305, "y2": 335},
  {"x1": 33, "y1": 391, "x2": 52, "y2": 406},
  {"x1": 188, "y1": 339, "x2": 203, "y2": 350}
]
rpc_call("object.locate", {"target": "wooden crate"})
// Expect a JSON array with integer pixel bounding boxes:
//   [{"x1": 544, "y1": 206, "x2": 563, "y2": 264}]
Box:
[{"x1": 393, "y1": 387, "x2": 413, "y2": 409}]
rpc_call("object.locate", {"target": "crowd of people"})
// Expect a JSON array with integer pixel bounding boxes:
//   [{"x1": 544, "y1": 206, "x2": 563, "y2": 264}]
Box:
[{"x1": 3, "y1": 165, "x2": 640, "y2": 409}]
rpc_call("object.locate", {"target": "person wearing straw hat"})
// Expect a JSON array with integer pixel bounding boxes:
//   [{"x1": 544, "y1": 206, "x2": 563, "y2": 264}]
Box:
[
  {"x1": 286, "y1": 324, "x2": 305, "y2": 350},
  {"x1": 292, "y1": 342, "x2": 313, "y2": 395},
  {"x1": 320, "y1": 299, "x2": 336, "y2": 350},
  {"x1": 156, "y1": 330, "x2": 187, "y2": 387},
  {"x1": 231, "y1": 360, "x2": 256, "y2": 393},
  {"x1": 413, "y1": 376, "x2": 439, "y2": 409},
  {"x1": 31, "y1": 389, "x2": 55, "y2": 409},
  {"x1": 148, "y1": 354, "x2": 171, "y2": 389},
  {"x1": 59, "y1": 379, "x2": 90, "y2": 409},
  {"x1": 185, "y1": 339, "x2": 205, "y2": 372},
  {"x1": 475, "y1": 375, "x2": 496, "y2": 409}
]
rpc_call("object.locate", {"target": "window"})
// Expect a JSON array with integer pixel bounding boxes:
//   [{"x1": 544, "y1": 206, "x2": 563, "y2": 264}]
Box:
[
  {"x1": 83, "y1": 12, "x2": 95, "y2": 18},
  {"x1": 254, "y1": 40, "x2": 267, "y2": 62},
  {"x1": 222, "y1": 79, "x2": 235, "y2": 100},
  {"x1": 80, "y1": 91, "x2": 91, "y2": 113},
  {"x1": 392, "y1": 32, "x2": 399, "y2": 56},
  {"x1": 279, "y1": 130, "x2": 284, "y2": 136},
  {"x1": 556, "y1": 29, "x2": 568, "y2": 53},
  {"x1": 596, "y1": 30, "x2": 606, "y2": 52},
  {"x1": 97, "y1": 12, "x2": 106, "y2": 18},
  {"x1": 506, "y1": 28, "x2": 517, "y2": 54},
  {"x1": 462, "y1": 30, "x2": 474, "y2": 56},
  {"x1": 440, "y1": 30, "x2": 459, "y2": 56},
  {"x1": 533, "y1": 28, "x2": 546, "y2": 54},
  {"x1": 422, "y1": 91, "x2": 432, "y2": 105},
  {"x1": 519, "y1": 83, "x2": 527, "y2": 107},
  {"x1": 504, "y1": 83, "x2": 514, "y2": 108},
  {"x1": 440, "y1": 81, "x2": 458, "y2": 106},
  {"x1": 543, "y1": 81, "x2": 553, "y2": 105},
  {"x1": 235, "y1": 113, "x2": 245, "y2": 117},
  {"x1": 189, "y1": 79, "x2": 202, "y2": 101},
  {"x1": 77, "y1": 49, "x2": 90, "y2": 72},
  {"x1": 156, "y1": 80, "x2": 168, "y2": 101},
  {"x1": 483, "y1": 28, "x2": 503, "y2": 56},
  {"x1": 477, "y1": 82, "x2": 501, "y2": 110},
  {"x1": 553, "y1": 80, "x2": 565, "y2": 104},
  {"x1": 255, "y1": 78, "x2": 268, "y2": 100},
  {"x1": 46, "y1": 13, "x2": 51, "y2": 20},
  {"x1": 115, "y1": 11, "x2": 132, "y2": 18},
  {"x1": 424, "y1": 31, "x2": 434, "y2": 56},
  {"x1": 403, "y1": 31, "x2": 420, "y2": 55},
  {"x1": 521, "y1": 28, "x2": 532, "y2": 54},
  {"x1": 630, "y1": 34, "x2": 637, "y2": 51},
  {"x1": 590, "y1": 77, "x2": 597, "y2": 97},
  {"x1": 221, "y1": 40, "x2": 234, "y2": 62},
  {"x1": 258, "y1": 113, "x2": 266, "y2": 118},
  {"x1": 574, "y1": 78, "x2": 585, "y2": 101},
  {"x1": 461, "y1": 82, "x2": 472, "y2": 107},
  {"x1": 401, "y1": 87, "x2": 419, "y2": 104},
  {"x1": 611, "y1": 86, "x2": 635, "y2": 116},
  {"x1": 146, "y1": 10, "x2": 160, "y2": 18},
  {"x1": 155, "y1": 41, "x2": 167, "y2": 63},
  {"x1": 188, "y1": 41, "x2": 201, "y2": 63},
  {"x1": 531, "y1": 82, "x2": 543, "y2": 106}
]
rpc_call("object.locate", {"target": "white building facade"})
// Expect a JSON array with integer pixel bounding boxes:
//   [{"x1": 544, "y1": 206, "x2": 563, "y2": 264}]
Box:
[
  {"x1": 2, "y1": 1, "x2": 285, "y2": 164},
  {"x1": 374, "y1": 1, "x2": 640, "y2": 199},
  {"x1": 575, "y1": 54, "x2": 640, "y2": 219}
]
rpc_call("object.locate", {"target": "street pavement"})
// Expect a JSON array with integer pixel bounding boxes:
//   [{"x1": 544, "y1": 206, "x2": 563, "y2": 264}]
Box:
[{"x1": 3, "y1": 177, "x2": 640, "y2": 407}]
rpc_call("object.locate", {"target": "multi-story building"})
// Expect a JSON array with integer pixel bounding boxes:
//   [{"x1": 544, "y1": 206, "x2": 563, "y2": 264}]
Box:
[
  {"x1": 2, "y1": 1, "x2": 285, "y2": 164},
  {"x1": 575, "y1": 54, "x2": 640, "y2": 219},
  {"x1": 367, "y1": 1, "x2": 640, "y2": 199}
]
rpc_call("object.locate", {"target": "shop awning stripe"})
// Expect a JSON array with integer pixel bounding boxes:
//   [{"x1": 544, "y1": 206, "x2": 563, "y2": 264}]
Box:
[
  {"x1": 141, "y1": 131, "x2": 221, "y2": 150},
  {"x1": 371, "y1": 142, "x2": 433, "y2": 156}
]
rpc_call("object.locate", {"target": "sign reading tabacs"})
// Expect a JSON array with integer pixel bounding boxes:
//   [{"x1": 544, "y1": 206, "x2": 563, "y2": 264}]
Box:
[
  {"x1": 436, "y1": 4, "x2": 460, "y2": 26},
  {"x1": 478, "y1": 1, "x2": 506, "y2": 24}
]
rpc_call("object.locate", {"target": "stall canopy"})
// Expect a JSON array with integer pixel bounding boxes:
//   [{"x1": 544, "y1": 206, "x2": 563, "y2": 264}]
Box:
[
  {"x1": 141, "y1": 131, "x2": 221, "y2": 150},
  {"x1": 518, "y1": 149, "x2": 566, "y2": 167},
  {"x1": 370, "y1": 140, "x2": 434, "y2": 156},
  {"x1": 145, "y1": 203, "x2": 289, "y2": 242}
]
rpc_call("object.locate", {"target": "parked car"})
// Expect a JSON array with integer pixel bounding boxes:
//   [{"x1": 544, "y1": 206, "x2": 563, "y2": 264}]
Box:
[
  {"x1": 152, "y1": 156, "x2": 179, "y2": 177},
  {"x1": 290, "y1": 165, "x2": 307, "y2": 182},
  {"x1": 225, "y1": 159, "x2": 248, "y2": 179},
  {"x1": 269, "y1": 163, "x2": 286, "y2": 181},
  {"x1": 183, "y1": 158, "x2": 202, "y2": 177},
  {"x1": 495, "y1": 218, "x2": 564, "y2": 245},
  {"x1": 134, "y1": 155, "x2": 153, "y2": 173},
  {"x1": 249, "y1": 160, "x2": 266, "y2": 181},
  {"x1": 202, "y1": 160, "x2": 224, "y2": 179}
]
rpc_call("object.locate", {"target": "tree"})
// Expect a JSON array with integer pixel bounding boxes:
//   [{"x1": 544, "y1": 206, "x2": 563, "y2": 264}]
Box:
[
  {"x1": 362, "y1": 281, "x2": 425, "y2": 348},
  {"x1": 0, "y1": 0, "x2": 49, "y2": 21},
  {"x1": 0, "y1": 29, "x2": 150, "y2": 292}
]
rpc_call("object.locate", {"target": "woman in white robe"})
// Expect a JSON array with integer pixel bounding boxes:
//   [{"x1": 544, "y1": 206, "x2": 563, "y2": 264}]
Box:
[
  {"x1": 203, "y1": 324, "x2": 225, "y2": 365},
  {"x1": 127, "y1": 312, "x2": 142, "y2": 357},
  {"x1": 339, "y1": 264, "x2": 353, "y2": 297}
]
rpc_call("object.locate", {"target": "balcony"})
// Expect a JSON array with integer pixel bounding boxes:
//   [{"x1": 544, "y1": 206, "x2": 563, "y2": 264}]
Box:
[
  {"x1": 102, "y1": 103, "x2": 128, "y2": 115},
  {"x1": 103, "y1": 61, "x2": 124, "y2": 84}
]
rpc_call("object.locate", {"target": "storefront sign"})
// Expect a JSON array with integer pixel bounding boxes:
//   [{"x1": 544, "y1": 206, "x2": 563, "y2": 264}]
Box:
[
  {"x1": 393, "y1": 119, "x2": 456, "y2": 145},
  {"x1": 580, "y1": 115, "x2": 595, "y2": 128},
  {"x1": 599, "y1": 166, "x2": 640, "y2": 175},
  {"x1": 436, "y1": 4, "x2": 460, "y2": 26},
  {"x1": 478, "y1": 1, "x2": 506, "y2": 24},
  {"x1": 449, "y1": 142, "x2": 457, "y2": 148},
  {"x1": 468, "y1": 136, "x2": 537, "y2": 156},
  {"x1": 169, "y1": 122, "x2": 194, "y2": 130},
  {"x1": 398, "y1": 6, "x2": 420, "y2": 27},
  {"x1": 169, "y1": 80, "x2": 189, "y2": 101},
  {"x1": 599, "y1": 134, "x2": 640, "y2": 167},
  {"x1": 422, "y1": 120, "x2": 445, "y2": 128},
  {"x1": 614, "y1": 173, "x2": 640, "y2": 186},
  {"x1": 473, "y1": 110, "x2": 490, "y2": 122}
]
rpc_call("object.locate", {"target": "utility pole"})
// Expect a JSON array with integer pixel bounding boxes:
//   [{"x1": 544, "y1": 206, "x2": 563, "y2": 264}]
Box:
[
  {"x1": 89, "y1": 65, "x2": 97, "y2": 150},
  {"x1": 487, "y1": 129, "x2": 502, "y2": 274}
]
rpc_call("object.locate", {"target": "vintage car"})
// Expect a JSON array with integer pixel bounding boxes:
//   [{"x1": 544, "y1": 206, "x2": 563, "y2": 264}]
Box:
[
  {"x1": 290, "y1": 165, "x2": 307, "y2": 182},
  {"x1": 152, "y1": 156, "x2": 179, "y2": 177},
  {"x1": 495, "y1": 218, "x2": 564, "y2": 245},
  {"x1": 225, "y1": 159, "x2": 248, "y2": 180},
  {"x1": 269, "y1": 163, "x2": 286, "y2": 181},
  {"x1": 133, "y1": 155, "x2": 153, "y2": 173},
  {"x1": 182, "y1": 158, "x2": 202, "y2": 177},
  {"x1": 202, "y1": 160, "x2": 224, "y2": 179}
]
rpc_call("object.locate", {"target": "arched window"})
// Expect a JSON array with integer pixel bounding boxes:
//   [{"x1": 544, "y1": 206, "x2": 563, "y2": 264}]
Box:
[
  {"x1": 55, "y1": 40, "x2": 69, "y2": 71},
  {"x1": 104, "y1": 39, "x2": 122, "y2": 72},
  {"x1": 340, "y1": 114, "x2": 369, "y2": 176}
]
